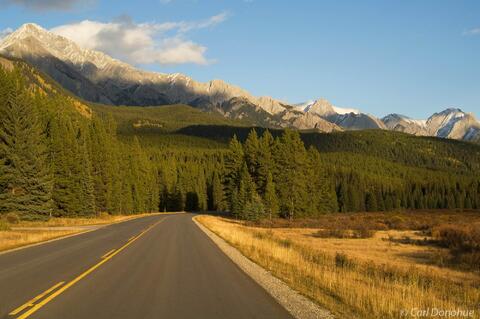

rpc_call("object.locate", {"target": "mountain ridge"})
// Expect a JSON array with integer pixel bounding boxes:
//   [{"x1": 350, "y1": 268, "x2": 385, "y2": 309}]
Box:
[{"x1": 1, "y1": 23, "x2": 479, "y2": 142}]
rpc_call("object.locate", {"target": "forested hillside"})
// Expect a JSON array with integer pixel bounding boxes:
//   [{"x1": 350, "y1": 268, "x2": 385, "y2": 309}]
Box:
[
  {"x1": 0, "y1": 60, "x2": 231, "y2": 219},
  {"x1": 0, "y1": 59, "x2": 479, "y2": 220}
]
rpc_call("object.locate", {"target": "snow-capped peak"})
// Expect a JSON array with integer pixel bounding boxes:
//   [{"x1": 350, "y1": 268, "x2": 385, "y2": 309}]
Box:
[
  {"x1": 0, "y1": 22, "x2": 130, "y2": 71},
  {"x1": 383, "y1": 113, "x2": 427, "y2": 127}
]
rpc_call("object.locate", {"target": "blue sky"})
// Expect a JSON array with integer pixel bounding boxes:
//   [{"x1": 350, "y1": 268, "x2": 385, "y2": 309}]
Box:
[{"x1": 0, "y1": 0, "x2": 479, "y2": 118}]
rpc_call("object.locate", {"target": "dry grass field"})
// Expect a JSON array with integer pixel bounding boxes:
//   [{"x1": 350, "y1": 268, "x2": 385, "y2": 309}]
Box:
[
  {"x1": 14, "y1": 213, "x2": 154, "y2": 228},
  {"x1": 0, "y1": 212, "x2": 167, "y2": 252},
  {"x1": 0, "y1": 229, "x2": 79, "y2": 252},
  {"x1": 197, "y1": 211, "x2": 480, "y2": 319}
]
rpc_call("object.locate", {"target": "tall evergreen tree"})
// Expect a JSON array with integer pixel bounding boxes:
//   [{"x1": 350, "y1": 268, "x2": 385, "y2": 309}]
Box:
[
  {"x1": 263, "y1": 171, "x2": 279, "y2": 220},
  {"x1": 0, "y1": 70, "x2": 52, "y2": 216},
  {"x1": 211, "y1": 170, "x2": 225, "y2": 211}
]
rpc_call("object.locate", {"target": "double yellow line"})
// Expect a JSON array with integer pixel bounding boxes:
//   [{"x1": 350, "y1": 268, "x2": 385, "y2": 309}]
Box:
[{"x1": 9, "y1": 217, "x2": 166, "y2": 319}]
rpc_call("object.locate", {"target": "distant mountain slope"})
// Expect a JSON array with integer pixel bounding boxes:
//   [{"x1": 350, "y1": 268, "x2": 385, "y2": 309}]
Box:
[
  {"x1": 1, "y1": 23, "x2": 478, "y2": 142},
  {"x1": 0, "y1": 23, "x2": 340, "y2": 132},
  {"x1": 383, "y1": 108, "x2": 480, "y2": 142},
  {"x1": 2, "y1": 53, "x2": 479, "y2": 183},
  {"x1": 0, "y1": 55, "x2": 93, "y2": 118}
]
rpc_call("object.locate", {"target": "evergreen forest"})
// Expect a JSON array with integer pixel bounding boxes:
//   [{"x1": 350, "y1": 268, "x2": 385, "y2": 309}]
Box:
[{"x1": 1, "y1": 62, "x2": 479, "y2": 221}]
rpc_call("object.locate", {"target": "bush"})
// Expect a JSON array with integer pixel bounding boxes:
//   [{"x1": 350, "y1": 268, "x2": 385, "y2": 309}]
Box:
[
  {"x1": 98, "y1": 212, "x2": 111, "y2": 220},
  {"x1": 385, "y1": 215, "x2": 406, "y2": 229},
  {"x1": 335, "y1": 252, "x2": 352, "y2": 268},
  {"x1": 352, "y1": 226, "x2": 376, "y2": 239},
  {"x1": 315, "y1": 229, "x2": 350, "y2": 238},
  {"x1": 5, "y1": 212, "x2": 20, "y2": 224},
  {"x1": 0, "y1": 219, "x2": 10, "y2": 231},
  {"x1": 432, "y1": 224, "x2": 480, "y2": 271},
  {"x1": 315, "y1": 227, "x2": 376, "y2": 239},
  {"x1": 17, "y1": 213, "x2": 50, "y2": 222},
  {"x1": 433, "y1": 224, "x2": 480, "y2": 252}
]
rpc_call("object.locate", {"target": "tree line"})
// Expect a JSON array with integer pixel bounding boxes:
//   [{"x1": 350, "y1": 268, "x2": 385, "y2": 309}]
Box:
[
  {"x1": 0, "y1": 68, "x2": 221, "y2": 219},
  {"x1": 1, "y1": 67, "x2": 479, "y2": 221}
]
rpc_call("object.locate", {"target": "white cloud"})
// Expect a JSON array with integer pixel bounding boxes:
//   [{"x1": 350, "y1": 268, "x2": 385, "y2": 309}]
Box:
[
  {"x1": 51, "y1": 13, "x2": 228, "y2": 66},
  {"x1": 0, "y1": 0, "x2": 93, "y2": 11},
  {"x1": 463, "y1": 27, "x2": 480, "y2": 36},
  {"x1": 0, "y1": 27, "x2": 13, "y2": 41}
]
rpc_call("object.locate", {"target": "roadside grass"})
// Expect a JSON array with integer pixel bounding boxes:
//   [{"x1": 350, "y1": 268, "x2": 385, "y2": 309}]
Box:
[
  {"x1": 0, "y1": 212, "x2": 170, "y2": 252},
  {"x1": 0, "y1": 229, "x2": 78, "y2": 252},
  {"x1": 15, "y1": 213, "x2": 156, "y2": 228},
  {"x1": 197, "y1": 215, "x2": 480, "y2": 319}
]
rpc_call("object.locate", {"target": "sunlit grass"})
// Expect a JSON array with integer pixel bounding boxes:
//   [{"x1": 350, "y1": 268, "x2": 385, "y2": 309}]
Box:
[
  {"x1": 197, "y1": 215, "x2": 480, "y2": 319},
  {"x1": 0, "y1": 229, "x2": 78, "y2": 252}
]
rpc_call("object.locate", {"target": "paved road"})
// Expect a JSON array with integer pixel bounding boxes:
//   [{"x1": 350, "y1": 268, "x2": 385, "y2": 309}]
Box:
[{"x1": 0, "y1": 214, "x2": 293, "y2": 319}]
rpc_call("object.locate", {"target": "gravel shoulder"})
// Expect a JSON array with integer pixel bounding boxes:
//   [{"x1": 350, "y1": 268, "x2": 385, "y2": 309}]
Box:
[{"x1": 193, "y1": 216, "x2": 334, "y2": 319}]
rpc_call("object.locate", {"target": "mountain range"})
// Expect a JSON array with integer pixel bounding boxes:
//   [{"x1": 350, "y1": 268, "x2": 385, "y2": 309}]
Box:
[{"x1": 0, "y1": 23, "x2": 479, "y2": 142}]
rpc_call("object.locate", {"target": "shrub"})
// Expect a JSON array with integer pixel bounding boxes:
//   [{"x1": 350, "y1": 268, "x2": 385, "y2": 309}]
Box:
[
  {"x1": 98, "y1": 212, "x2": 111, "y2": 219},
  {"x1": 5, "y1": 212, "x2": 20, "y2": 224},
  {"x1": 335, "y1": 252, "x2": 352, "y2": 268},
  {"x1": 315, "y1": 229, "x2": 350, "y2": 238},
  {"x1": 0, "y1": 218, "x2": 10, "y2": 231},
  {"x1": 17, "y1": 213, "x2": 50, "y2": 222},
  {"x1": 385, "y1": 215, "x2": 406, "y2": 229},
  {"x1": 433, "y1": 224, "x2": 480, "y2": 252},
  {"x1": 315, "y1": 227, "x2": 376, "y2": 239},
  {"x1": 432, "y1": 224, "x2": 480, "y2": 271},
  {"x1": 352, "y1": 226, "x2": 376, "y2": 239}
]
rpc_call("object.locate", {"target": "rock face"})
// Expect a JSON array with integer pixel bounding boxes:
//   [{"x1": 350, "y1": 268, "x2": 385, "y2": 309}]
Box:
[
  {"x1": 382, "y1": 114, "x2": 428, "y2": 136},
  {"x1": 1, "y1": 23, "x2": 478, "y2": 141},
  {"x1": 383, "y1": 109, "x2": 480, "y2": 141},
  {"x1": 295, "y1": 99, "x2": 385, "y2": 130},
  {"x1": 0, "y1": 23, "x2": 339, "y2": 131}
]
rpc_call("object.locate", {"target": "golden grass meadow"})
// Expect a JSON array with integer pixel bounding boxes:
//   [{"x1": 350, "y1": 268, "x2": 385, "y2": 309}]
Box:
[
  {"x1": 0, "y1": 213, "x2": 161, "y2": 252},
  {"x1": 197, "y1": 212, "x2": 480, "y2": 319}
]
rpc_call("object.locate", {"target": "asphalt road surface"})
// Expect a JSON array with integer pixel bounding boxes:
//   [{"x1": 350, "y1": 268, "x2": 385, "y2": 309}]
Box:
[{"x1": 0, "y1": 213, "x2": 293, "y2": 319}]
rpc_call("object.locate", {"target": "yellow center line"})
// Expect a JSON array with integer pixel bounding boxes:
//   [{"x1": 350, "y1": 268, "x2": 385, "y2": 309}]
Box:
[
  {"x1": 101, "y1": 249, "x2": 116, "y2": 259},
  {"x1": 128, "y1": 236, "x2": 136, "y2": 242},
  {"x1": 13, "y1": 217, "x2": 166, "y2": 319},
  {"x1": 9, "y1": 282, "x2": 65, "y2": 316}
]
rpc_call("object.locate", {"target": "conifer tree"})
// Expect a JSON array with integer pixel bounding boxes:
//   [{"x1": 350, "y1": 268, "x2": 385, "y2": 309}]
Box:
[
  {"x1": 224, "y1": 135, "x2": 245, "y2": 210},
  {"x1": 0, "y1": 70, "x2": 53, "y2": 216},
  {"x1": 211, "y1": 171, "x2": 225, "y2": 211},
  {"x1": 272, "y1": 130, "x2": 309, "y2": 219},
  {"x1": 263, "y1": 171, "x2": 279, "y2": 220}
]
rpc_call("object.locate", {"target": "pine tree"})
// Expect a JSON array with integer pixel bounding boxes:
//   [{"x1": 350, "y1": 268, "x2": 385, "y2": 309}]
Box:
[
  {"x1": 366, "y1": 192, "x2": 378, "y2": 212},
  {"x1": 224, "y1": 135, "x2": 245, "y2": 211},
  {"x1": 273, "y1": 130, "x2": 309, "y2": 219},
  {"x1": 263, "y1": 171, "x2": 279, "y2": 220},
  {"x1": 0, "y1": 71, "x2": 53, "y2": 216},
  {"x1": 211, "y1": 171, "x2": 225, "y2": 211},
  {"x1": 244, "y1": 129, "x2": 261, "y2": 188},
  {"x1": 257, "y1": 130, "x2": 274, "y2": 195}
]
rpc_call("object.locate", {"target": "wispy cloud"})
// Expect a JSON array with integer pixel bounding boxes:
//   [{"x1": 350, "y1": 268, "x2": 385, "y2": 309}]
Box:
[
  {"x1": 0, "y1": 0, "x2": 94, "y2": 11},
  {"x1": 463, "y1": 27, "x2": 480, "y2": 36},
  {"x1": 51, "y1": 13, "x2": 228, "y2": 66}
]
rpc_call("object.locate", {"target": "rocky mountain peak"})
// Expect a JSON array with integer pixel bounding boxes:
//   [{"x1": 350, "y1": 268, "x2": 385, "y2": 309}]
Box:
[{"x1": 0, "y1": 23, "x2": 478, "y2": 142}]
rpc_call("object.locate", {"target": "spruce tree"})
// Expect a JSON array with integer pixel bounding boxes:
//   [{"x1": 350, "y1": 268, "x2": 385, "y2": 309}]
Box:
[
  {"x1": 263, "y1": 171, "x2": 279, "y2": 220},
  {"x1": 0, "y1": 71, "x2": 53, "y2": 216},
  {"x1": 272, "y1": 130, "x2": 309, "y2": 219},
  {"x1": 211, "y1": 171, "x2": 225, "y2": 211}
]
